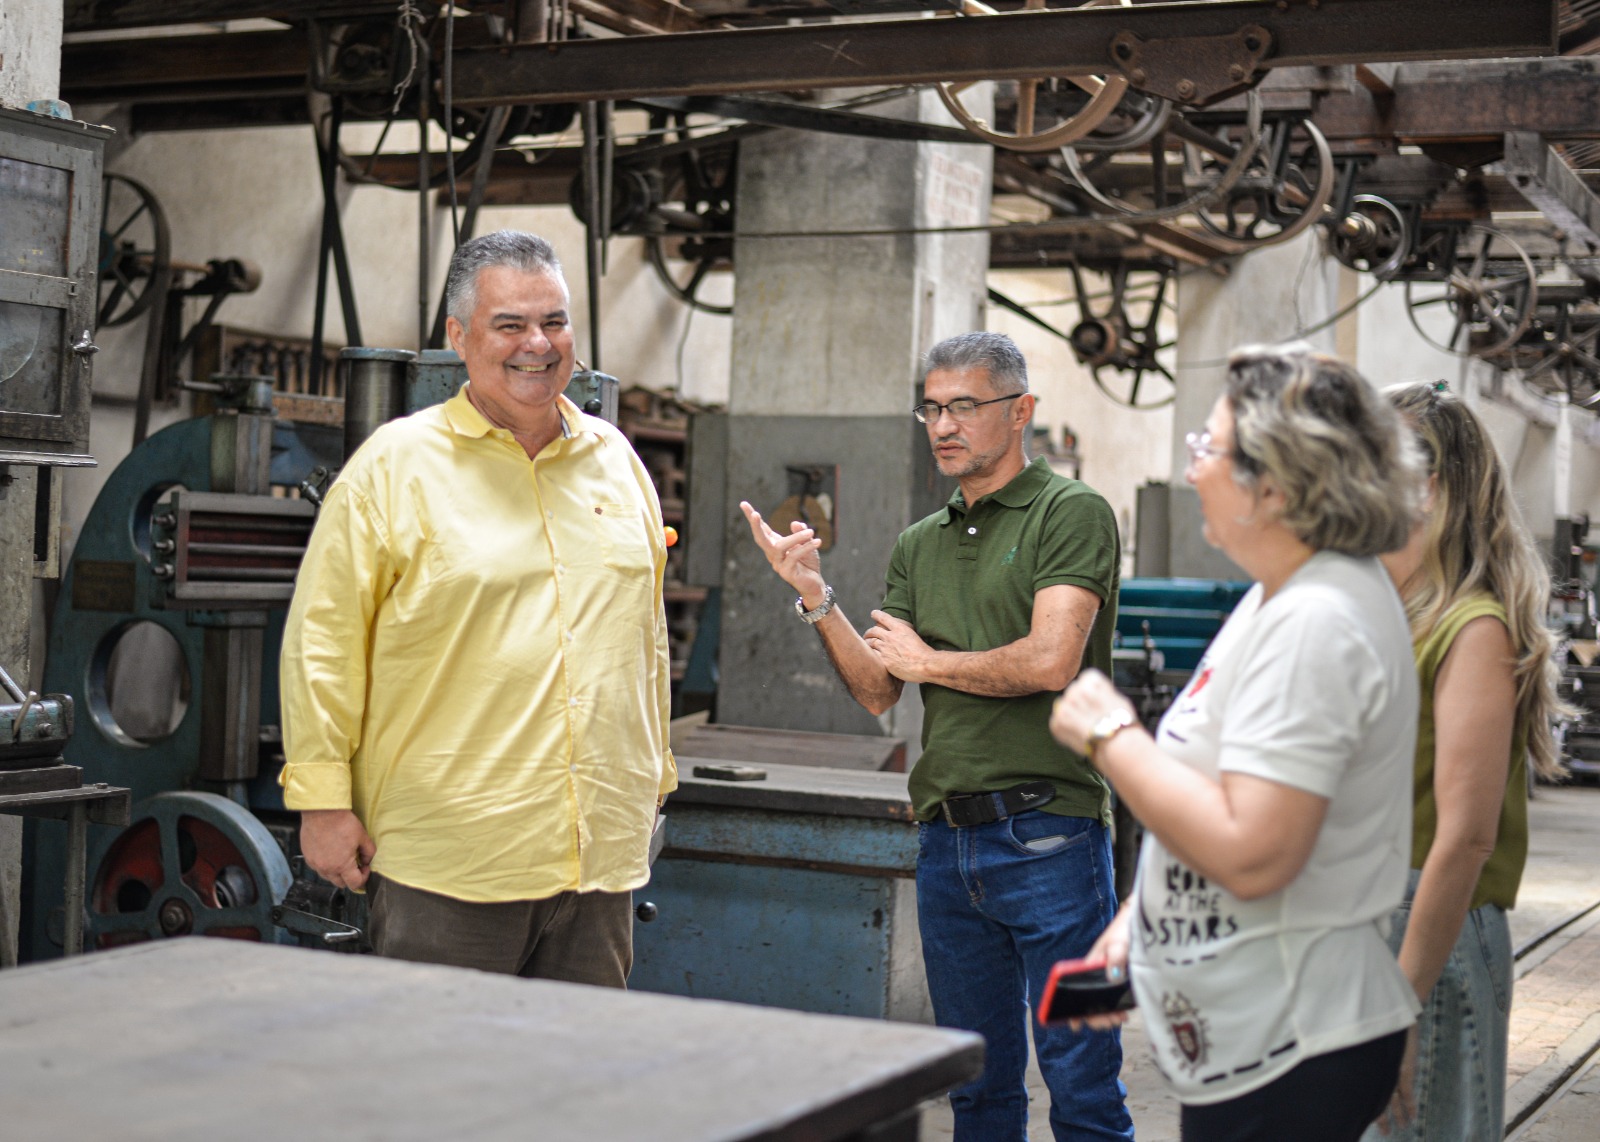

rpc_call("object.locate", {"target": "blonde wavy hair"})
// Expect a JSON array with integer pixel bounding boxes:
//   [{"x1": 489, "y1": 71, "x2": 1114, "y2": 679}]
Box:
[
  {"x1": 1225, "y1": 344, "x2": 1423, "y2": 557},
  {"x1": 1386, "y1": 382, "x2": 1565, "y2": 779}
]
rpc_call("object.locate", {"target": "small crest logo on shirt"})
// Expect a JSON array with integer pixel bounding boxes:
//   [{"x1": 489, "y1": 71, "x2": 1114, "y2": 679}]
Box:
[
  {"x1": 1185, "y1": 665, "x2": 1213, "y2": 698},
  {"x1": 1163, "y1": 991, "x2": 1210, "y2": 1073},
  {"x1": 1002, "y1": 545, "x2": 1018, "y2": 565}
]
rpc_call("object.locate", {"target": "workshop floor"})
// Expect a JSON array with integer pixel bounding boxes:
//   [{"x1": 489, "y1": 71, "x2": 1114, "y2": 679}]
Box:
[{"x1": 919, "y1": 782, "x2": 1600, "y2": 1141}]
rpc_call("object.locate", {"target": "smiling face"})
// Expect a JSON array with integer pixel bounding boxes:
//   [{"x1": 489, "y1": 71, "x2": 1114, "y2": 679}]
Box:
[
  {"x1": 445, "y1": 264, "x2": 574, "y2": 431},
  {"x1": 923, "y1": 365, "x2": 1028, "y2": 482}
]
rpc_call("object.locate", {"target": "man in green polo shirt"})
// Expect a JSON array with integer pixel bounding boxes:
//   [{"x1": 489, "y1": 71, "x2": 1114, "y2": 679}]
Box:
[{"x1": 740, "y1": 331, "x2": 1132, "y2": 1141}]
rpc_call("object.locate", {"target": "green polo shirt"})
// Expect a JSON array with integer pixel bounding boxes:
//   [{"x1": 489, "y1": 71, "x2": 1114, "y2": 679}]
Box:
[{"x1": 882, "y1": 456, "x2": 1120, "y2": 823}]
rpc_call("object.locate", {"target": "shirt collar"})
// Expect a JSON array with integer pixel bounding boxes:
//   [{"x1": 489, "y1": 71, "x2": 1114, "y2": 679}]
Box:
[
  {"x1": 445, "y1": 385, "x2": 581, "y2": 442},
  {"x1": 940, "y1": 456, "x2": 1055, "y2": 524}
]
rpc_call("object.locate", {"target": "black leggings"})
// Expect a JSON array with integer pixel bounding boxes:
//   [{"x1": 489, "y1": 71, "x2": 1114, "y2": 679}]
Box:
[{"x1": 1181, "y1": 1029, "x2": 1407, "y2": 1142}]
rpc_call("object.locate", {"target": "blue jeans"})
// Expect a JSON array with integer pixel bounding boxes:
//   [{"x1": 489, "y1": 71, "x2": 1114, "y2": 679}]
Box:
[
  {"x1": 917, "y1": 810, "x2": 1134, "y2": 1142},
  {"x1": 1360, "y1": 870, "x2": 1513, "y2": 1142}
]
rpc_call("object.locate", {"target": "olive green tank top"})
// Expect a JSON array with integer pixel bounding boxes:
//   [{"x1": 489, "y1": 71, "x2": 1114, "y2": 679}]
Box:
[{"x1": 1411, "y1": 594, "x2": 1528, "y2": 910}]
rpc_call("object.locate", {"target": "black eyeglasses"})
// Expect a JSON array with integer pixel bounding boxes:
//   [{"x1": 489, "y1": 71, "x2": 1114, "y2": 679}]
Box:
[{"x1": 912, "y1": 394, "x2": 1023, "y2": 424}]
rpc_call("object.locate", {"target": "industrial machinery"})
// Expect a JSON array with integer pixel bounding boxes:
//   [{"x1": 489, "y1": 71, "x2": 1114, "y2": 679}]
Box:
[{"x1": 22, "y1": 353, "x2": 618, "y2": 961}]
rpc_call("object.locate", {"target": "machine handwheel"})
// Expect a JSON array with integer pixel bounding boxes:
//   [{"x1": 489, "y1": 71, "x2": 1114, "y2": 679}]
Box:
[
  {"x1": 97, "y1": 173, "x2": 171, "y2": 329},
  {"x1": 1403, "y1": 225, "x2": 1539, "y2": 359},
  {"x1": 936, "y1": 0, "x2": 1130, "y2": 153},
  {"x1": 87, "y1": 791, "x2": 293, "y2": 950}
]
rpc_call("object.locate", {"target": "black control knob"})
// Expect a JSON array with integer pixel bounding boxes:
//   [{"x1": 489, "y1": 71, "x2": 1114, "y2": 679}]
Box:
[
  {"x1": 584, "y1": 398, "x2": 603, "y2": 415},
  {"x1": 635, "y1": 901, "x2": 658, "y2": 923}
]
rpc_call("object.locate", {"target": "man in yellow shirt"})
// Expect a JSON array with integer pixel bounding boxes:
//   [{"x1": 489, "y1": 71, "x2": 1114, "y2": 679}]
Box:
[{"x1": 278, "y1": 231, "x2": 676, "y2": 985}]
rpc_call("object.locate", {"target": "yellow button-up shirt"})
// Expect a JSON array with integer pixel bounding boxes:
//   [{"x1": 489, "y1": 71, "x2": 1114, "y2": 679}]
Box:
[{"x1": 279, "y1": 387, "x2": 677, "y2": 902}]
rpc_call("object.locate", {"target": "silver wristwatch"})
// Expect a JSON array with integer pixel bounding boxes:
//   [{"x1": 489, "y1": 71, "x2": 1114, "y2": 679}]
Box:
[{"x1": 795, "y1": 584, "x2": 836, "y2": 624}]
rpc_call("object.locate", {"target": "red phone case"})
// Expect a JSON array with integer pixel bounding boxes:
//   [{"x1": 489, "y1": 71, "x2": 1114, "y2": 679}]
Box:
[{"x1": 1038, "y1": 957, "x2": 1135, "y2": 1025}]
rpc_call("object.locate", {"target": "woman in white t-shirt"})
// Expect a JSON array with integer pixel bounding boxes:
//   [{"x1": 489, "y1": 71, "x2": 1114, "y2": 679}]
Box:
[{"x1": 1051, "y1": 344, "x2": 1425, "y2": 1142}]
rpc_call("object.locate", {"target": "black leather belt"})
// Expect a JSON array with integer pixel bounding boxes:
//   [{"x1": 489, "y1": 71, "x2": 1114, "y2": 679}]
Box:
[{"x1": 939, "y1": 781, "x2": 1056, "y2": 827}]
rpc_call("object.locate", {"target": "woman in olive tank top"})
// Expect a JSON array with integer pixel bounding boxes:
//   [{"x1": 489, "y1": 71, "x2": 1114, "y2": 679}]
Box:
[{"x1": 1368, "y1": 383, "x2": 1567, "y2": 1142}]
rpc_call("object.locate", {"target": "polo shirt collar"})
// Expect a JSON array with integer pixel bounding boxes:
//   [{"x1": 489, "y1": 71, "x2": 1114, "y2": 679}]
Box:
[
  {"x1": 941, "y1": 456, "x2": 1054, "y2": 524},
  {"x1": 445, "y1": 385, "x2": 582, "y2": 441}
]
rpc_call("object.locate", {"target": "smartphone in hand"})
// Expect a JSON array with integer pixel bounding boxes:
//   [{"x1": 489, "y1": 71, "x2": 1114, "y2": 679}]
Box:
[{"x1": 1038, "y1": 957, "x2": 1136, "y2": 1025}]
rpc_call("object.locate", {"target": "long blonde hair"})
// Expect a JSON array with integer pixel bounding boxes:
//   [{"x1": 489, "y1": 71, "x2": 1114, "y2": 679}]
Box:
[{"x1": 1387, "y1": 382, "x2": 1565, "y2": 779}]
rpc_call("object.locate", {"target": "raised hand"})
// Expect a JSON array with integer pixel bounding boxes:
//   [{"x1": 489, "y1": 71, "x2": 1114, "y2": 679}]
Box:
[{"x1": 740, "y1": 500, "x2": 826, "y2": 599}]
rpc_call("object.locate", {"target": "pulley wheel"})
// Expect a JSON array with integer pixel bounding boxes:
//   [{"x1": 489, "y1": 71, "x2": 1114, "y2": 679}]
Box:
[{"x1": 87, "y1": 791, "x2": 293, "y2": 950}]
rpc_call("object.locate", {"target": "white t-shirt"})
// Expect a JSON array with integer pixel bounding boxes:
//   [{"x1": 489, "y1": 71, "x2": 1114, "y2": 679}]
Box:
[{"x1": 1129, "y1": 551, "x2": 1421, "y2": 1104}]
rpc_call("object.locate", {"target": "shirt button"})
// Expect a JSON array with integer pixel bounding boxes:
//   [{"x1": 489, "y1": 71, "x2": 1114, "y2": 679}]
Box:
[
  {"x1": 569, "y1": 697, "x2": 579, "y2": 707},
  {"x1": 564, "y1": 630, "x2": 574, "y2": 642},
  {"x1": 555, "y1": 562, "x2": 564, "y2": 574},
  {"x1": 570, "y1": 764, "x2": 578, "y2": 774},
  {"x1": 547, "y1": 510, "x2": 555, "y2": 519},
  {"x1": 967, "y1": 526, "x2": 978, "y2": 536}
]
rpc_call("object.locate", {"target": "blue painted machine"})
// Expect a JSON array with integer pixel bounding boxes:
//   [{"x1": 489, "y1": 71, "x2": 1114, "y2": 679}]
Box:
[
  {"x1": 1114, "y1": 577, "x2": 1251, "y2": 674},
  {"x1": 633, "y1": 761, "x2": 929, "y2": 1021}
]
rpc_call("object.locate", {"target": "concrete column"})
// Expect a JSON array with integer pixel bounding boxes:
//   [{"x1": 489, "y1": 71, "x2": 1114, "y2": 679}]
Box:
[
  {"x1": 0, "y1": 0, "x2": 63, "y2": 109},
  {"x1": 0, "y1": 0, "x2": 64, "y2": 964},
  {"x1": 1162, "y1": 231, "x2": 1342, "y2": 577},
  {"x1": 716, "y1": 91, "x2": 992, "y2": 753}
]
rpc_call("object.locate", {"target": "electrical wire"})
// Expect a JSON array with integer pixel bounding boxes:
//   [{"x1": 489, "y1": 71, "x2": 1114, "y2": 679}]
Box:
[{"x1": 392, "y1": 1, "x2": 426, "y2": 116}]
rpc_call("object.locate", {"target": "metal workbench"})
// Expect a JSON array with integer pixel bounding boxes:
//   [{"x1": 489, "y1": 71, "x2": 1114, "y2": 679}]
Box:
[
  {"x1": 0, "y1": 938, "x2": 981, "y2": 1141},
  {"x1": 634, "y1": 760, "x2": 928, "y2": 1021}
]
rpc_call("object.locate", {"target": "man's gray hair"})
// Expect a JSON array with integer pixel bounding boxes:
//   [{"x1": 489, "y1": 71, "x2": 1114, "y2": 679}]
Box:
[
  {"x1": 923, "y1": 331, "x2": 1029, "y2": 395},
  {"x1": 445, "y1": 231, "x2": 565, "y2": 328}
]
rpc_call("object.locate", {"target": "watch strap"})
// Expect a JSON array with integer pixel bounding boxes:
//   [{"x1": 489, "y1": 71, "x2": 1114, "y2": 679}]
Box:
[{"x1": 795, "y1": 583, "x2": 836, "y2": 624}]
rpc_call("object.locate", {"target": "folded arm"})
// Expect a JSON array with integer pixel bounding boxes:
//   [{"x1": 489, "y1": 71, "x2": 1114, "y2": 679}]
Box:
[{"x1": 867, "y1": 582, "x2": 1101, "y2": 697}]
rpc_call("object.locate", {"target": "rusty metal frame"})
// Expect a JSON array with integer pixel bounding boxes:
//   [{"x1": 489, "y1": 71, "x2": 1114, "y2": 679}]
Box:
[
  {"x1": 1504, "y1": 131, "x2": 1600, "y2": 251},
  {"x1": 450, "y1": 0, "x2": 1557, "y2": 107}
]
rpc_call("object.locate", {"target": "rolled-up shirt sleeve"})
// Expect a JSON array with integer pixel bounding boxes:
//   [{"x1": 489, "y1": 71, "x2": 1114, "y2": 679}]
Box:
[{"x1": 279, "y1": 481, "x2": 395, "y2": 810}]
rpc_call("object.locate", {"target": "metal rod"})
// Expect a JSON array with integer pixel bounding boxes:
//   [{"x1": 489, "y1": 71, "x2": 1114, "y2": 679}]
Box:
[
  {"x1": 581, "y1": 100, "x2": 604, "y2": 370},
  {"x1": 0, "y1": 662, "x2": 25, "y2": 703},
  {"x1": 418, "y1": 48, "x2": 432, "y2": 350},
  {"x1": 600, "y1": 99, "x2": 614, "y2": 274},
  {"x1": 309, "y1": 97, "x2": 343, "y2": 395},
  {"x1": 429, "y1": 103, "x2": 509, "y2": 348},
  {"x1": 63, "y1": 804, "x2": 88, "y2": 957}
]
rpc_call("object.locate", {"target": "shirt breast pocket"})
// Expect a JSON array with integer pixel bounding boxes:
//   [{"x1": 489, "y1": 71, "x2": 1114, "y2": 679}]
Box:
[{"x1": 591, "y1": 502, "x2": 654, "y2": 574}]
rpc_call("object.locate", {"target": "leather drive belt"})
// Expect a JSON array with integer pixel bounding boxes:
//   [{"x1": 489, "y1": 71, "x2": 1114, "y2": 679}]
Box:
[{"x1": 939, "y1": 781, "x2": 1056, "y2": 827}]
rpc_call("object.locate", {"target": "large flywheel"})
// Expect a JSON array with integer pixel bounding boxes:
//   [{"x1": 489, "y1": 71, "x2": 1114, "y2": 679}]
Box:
[{"x1": 87, "y1": 792, "x2": 293, "y2": 950}]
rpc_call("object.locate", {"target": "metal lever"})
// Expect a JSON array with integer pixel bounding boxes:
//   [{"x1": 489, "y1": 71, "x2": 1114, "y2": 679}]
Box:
[
  {"x1": 270, "y1": 903, "x2": 363, "y2": 946},
  {"x1": 71, "y1": 330, "x2": 99, "y2": 356}
]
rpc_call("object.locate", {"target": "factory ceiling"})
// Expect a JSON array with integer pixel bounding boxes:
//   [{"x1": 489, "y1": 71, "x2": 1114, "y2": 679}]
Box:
[{"x1": 56, "y1": 1, "x2": 1600, "y2": 405}]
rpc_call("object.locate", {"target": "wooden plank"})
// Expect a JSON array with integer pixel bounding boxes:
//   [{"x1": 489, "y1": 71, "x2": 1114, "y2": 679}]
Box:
[{"x1": 0, "y1": 940, "x2": 981, "y2": 1141}]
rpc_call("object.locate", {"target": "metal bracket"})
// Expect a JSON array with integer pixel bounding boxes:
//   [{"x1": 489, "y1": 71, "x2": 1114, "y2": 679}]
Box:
[{"x1": 1110, "y1": 24, "x2": 1273, "y2": 106}]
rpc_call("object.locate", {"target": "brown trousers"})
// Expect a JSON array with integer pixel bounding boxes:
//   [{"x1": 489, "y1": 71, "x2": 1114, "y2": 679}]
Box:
[{"x1": 367, "y1": 873, "x2": 633, "y2": 988}]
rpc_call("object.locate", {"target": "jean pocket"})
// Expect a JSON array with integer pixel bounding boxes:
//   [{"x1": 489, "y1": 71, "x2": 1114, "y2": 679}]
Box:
[
  {"x1": 1003, "y1": 811, "x2": 1091, "y2": 857},
  {"x1": 1470, "y1": 905, "x2": 1512, "y2": 1014}
]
